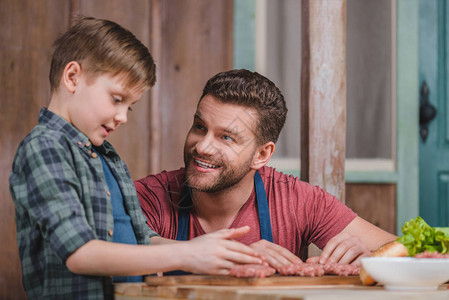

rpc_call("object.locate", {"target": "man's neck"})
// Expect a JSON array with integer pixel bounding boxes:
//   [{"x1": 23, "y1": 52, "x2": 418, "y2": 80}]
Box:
[{"x1": 193, "y1": 170, "x2": 256, "y2": 233}]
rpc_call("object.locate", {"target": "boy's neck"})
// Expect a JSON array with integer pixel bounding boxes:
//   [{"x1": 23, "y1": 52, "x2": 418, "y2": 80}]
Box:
[{"x1": 47, "y1": 90, "x2": 71, "y2": 124}]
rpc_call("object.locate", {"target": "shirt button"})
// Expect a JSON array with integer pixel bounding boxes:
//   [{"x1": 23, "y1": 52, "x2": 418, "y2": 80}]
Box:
[
  {"x1": 108, "y1": 229, "x2": 113, "y2": 236},
  {"x1": 91, "y1": 152, "x2": 98, "y2": 158},
  {"x1": 106, "y1": 190, "x2": 111, "y2": 196},
  {"x1": 85, "y1": 141, "x2": 91, "y2": 147}
]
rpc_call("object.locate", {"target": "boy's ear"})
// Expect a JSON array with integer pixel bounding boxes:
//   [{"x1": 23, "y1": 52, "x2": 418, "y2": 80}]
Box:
[
  {"x1": 251, "y1": 141, "x2": 275, "y2": 170},
  {"x1": 62, "y1": 61, "x2": 82, "y2": 93}
]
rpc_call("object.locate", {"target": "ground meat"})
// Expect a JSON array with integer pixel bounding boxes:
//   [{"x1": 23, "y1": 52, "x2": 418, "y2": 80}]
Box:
[
  {"x1": 323, "y1": 263, "x2": 360, "y2": 276},
  {"x1": 277, "y1": 263, "x2": 325, "y2": 277},
  {"x1": 277, "y1": 262, "x2": 359, "y2": 277},
  {"x1": 415, "y1": 251, "x2": 449, "y2": 258},
  {"x1": 229, "y1": 264, "x2": 276, "y2": 278}
]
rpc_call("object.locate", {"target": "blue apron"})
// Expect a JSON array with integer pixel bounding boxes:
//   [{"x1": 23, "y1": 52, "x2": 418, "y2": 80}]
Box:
[{"x1": 166, "y1": 170, "x2": 273, "y2": 275}]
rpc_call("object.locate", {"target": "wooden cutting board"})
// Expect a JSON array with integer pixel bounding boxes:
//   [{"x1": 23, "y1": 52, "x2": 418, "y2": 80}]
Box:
[{"x1": 145, "y1": 274, "x2": 362, "y2": 286}]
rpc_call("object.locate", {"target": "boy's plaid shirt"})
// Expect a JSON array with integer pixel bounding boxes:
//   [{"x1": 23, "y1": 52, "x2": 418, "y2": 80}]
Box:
[{"x1": 10, "y1": 108, "x2": 156, "y2": 299}]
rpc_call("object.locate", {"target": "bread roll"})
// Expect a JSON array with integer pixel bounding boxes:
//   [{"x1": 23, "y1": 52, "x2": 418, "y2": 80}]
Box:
[{"x1": 360, "y1": 241, "x2": 408, "y2": 285}]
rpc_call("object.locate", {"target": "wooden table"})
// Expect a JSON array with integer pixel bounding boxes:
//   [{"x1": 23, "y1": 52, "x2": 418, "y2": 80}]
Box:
[{"x1": 114, "y1": 275, "x2": 449, "y2": 300}]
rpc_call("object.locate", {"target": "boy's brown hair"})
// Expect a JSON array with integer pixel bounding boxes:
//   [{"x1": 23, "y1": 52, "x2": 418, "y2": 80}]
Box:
[
  {"x1": 200, "y1": 69, "x2": 287, "y2": 146},
  {"x1": 49, "y1": 16, "x2": 156, "y2": 93}
]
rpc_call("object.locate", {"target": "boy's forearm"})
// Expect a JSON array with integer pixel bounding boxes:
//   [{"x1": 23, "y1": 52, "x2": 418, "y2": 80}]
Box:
[
  {"x1": 65, "y1": 240, "x2": 184, "y2": 276},
  {"x1": 65, "y1": 227, "x2": 263, "y2": 277},
  {"x1": 150, "y1": 236, "x2": 179, "y2": 245}
]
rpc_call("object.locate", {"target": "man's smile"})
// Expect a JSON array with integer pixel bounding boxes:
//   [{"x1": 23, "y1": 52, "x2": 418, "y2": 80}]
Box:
[{"x1": 194, "y1": 158, "x2": 220, "y2": 169}]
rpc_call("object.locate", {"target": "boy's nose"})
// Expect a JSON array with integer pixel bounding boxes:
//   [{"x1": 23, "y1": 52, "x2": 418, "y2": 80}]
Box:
[{"x1": 114, "y1": 108, "x2": 128, "y2": 125}]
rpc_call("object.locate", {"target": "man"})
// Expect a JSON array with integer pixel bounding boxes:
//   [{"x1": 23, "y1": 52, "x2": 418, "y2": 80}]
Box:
[{"x1": 136, "y1": 69, "x2": 396, "y2": 269}]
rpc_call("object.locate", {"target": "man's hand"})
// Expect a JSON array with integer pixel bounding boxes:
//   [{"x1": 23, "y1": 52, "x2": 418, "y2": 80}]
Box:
[
  {"x1": 306, "y1": 231, "x2": 370, "y2": 266},
  {"x1": 249, "y1": 239, "x2": 302, "y2": 269},
  {"x1": 179, "y1": 226, "x2": 264, "y2": 275},
  {"x1": 306, "y1": 216, "x2": 397, "y2": 266}
]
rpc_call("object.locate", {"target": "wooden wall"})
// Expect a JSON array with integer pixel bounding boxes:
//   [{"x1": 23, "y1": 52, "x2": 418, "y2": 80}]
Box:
[
  {"x1": 1, "y1": 1, "x2": 71, "y2": 299},
  {"x1": 0, "y1": 0, "x2": 233, "y2": 298},
  {"x1": 346, "y1": 184, "x2": 397, "y2": 234}
]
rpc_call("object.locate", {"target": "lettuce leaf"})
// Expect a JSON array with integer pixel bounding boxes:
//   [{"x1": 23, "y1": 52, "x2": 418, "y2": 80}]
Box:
[{"x1": 397, "y1": 217, "x2": 449, "y2": 256}]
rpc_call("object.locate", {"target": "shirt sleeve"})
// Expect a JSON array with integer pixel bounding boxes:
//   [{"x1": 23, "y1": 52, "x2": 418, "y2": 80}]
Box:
[
  {"x1": 10, "y1": 136, "x2": 96, "y2": 262},
  {"x1": 134, "y1": 178, "x2": 164, "y2": 234},
  {"x1": 134, "y1": 172, "x2": 180, "y2": 240}
]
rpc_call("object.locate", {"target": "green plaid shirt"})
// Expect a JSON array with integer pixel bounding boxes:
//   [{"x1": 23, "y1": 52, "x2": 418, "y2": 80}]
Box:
[{"x1": 10, "y1": 108, "x2": 156, "y2": 300}]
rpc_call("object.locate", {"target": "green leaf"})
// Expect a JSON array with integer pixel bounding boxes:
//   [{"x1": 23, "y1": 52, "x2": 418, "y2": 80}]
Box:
[{"x1": 397, "y1": 217, "x2": 449, "y2": 256}]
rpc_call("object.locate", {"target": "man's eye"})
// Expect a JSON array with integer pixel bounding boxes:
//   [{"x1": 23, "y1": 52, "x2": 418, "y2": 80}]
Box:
[
  {"x1": 113, "y1": 97, "x2": 122, "y2": 103},
  {"x1": 223, "y1": 135, "x2": 233, "y2": 142},
  {"x1": 194, "y1": 124, "x2": 205, "y2": 131}
]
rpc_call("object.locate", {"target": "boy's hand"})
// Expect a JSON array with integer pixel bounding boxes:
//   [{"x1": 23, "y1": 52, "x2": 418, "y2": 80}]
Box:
[
  {"x1": 249, "y1": 240, "x2": 302, "y2": 269},
  {"x1": 179, "y1": 226, "x2": 264, "y2": 275}
]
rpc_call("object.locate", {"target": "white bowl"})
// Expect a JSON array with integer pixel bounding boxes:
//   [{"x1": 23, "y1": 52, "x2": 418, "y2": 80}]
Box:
[{"x1": 361, "y1": 257, "x2": 449, "y2": 291}]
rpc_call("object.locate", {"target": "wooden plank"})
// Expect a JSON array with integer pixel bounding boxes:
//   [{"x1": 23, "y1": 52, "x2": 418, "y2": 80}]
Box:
[
  {"x1": 346, "y1": 184, "x2": 396, "y2": 234},
  {"x1": 116, "y1": 282, "x2": 449, "y2": 300},
  {"x1": 149, "y1": 0, "x2": 163, "y2": 174},
  {"x1": 145, "y1": 275, "x2": 362, "y2": 287},
  {"x1": 75, "y1": 0, "x2": 153, "y2": 180},
  {"x1": 156, "y1": 0, "x2": 234, "y2": 172},
  {"x1": 300, "y1": 0, "x2": 347, "y2": 202},
  {"x1": 0, "y1": 1, "x2": 71, "y2": 299}
]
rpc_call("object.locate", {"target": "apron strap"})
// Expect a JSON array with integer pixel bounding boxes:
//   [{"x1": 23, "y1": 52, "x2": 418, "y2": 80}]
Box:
[
  {"x1": 254, "y1": 171, "x2": 274, "y2": 242},
  {"x1": 175, "y1": 184, "x2": 191, "y2": 241},
  {"x1": 165, "y1": 186, "x2": 192, "y2": 275}
]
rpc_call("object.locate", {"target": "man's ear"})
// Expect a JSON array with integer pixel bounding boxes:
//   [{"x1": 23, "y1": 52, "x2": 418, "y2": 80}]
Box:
[
  {"x1": 62, "y1": 61, "x2": 82, "y2": 94},
  {"x1": 251, "y1": 142, "x2": 275, "y2": 169}
]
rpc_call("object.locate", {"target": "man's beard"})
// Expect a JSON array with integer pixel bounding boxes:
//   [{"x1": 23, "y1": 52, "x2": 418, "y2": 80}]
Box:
[{"x1": 183, "y1": 150, "x2": 254, "y2": 193}]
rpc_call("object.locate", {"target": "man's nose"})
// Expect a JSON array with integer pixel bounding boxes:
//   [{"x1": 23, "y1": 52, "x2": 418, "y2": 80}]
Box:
[{"x1": 195, "y1": 133, "x2": 216, "y2": 156}]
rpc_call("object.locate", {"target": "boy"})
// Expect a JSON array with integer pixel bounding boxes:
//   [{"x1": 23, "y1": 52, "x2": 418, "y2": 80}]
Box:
[{"x1": 9, "y1": 17, "x2": 261, "y2": 299}]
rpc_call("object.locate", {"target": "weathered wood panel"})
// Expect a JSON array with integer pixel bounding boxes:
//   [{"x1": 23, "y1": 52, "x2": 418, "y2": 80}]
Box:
[
  {"x1": 0, "y1": 1, "x2": 71, "y2": 299},
  {"x1": 149, "y1": 0, "x2": 163, "y2": 174},
  {"x1": 155, "y1": 0, "x2": 234, "y2": 172},
  {"x1": 0, "y1": 1, "x2": 234, "y2": 298},
  {"x1": 346, "y1": 183, "x2": 397, "y2": 234},
  {"x1": 300, "y1": 0, "x2": 347, "y2": 202}
]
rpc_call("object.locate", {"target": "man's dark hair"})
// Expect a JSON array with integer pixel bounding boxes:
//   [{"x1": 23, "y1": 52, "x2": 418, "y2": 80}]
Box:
[{"x1": 200, "y1": 69, "x2": 287, "y2": 145}]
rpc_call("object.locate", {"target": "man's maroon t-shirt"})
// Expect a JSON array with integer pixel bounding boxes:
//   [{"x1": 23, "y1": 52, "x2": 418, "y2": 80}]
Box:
[{"x1": 135, "y1": 166, "x2": 357, "y2": 257}]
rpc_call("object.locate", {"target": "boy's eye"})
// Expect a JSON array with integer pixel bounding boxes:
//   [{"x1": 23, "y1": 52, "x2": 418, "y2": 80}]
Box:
[
  {"x1": 128, "y1": 106, "x2": 133, "y2": 112},
  {"x1": 113, "y1": 97, "x2": 122, "y2": 103}
]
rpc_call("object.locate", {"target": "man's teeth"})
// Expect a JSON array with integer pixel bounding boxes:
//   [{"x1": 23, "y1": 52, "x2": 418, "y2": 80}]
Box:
[{"x1": 195, "y1": 160, "x2": 218, "y2": 169}]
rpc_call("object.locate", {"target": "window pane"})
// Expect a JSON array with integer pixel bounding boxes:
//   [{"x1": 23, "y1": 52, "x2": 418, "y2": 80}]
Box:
[
  {"x1": 346, "y1": 0, "x2": 393, "y2": 159},
  {"x1": 265, "y1": 0, "x2": 301, "y2": 159}
]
